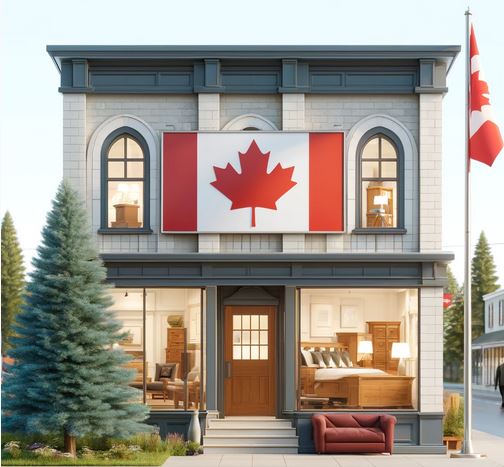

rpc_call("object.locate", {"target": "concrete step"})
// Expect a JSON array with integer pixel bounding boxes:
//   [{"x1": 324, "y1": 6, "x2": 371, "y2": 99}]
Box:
[
  {"x1": 203, "y1": 435, "x2": 299, "y2": 446},
  {"x1": 207, "y1": 418, "x2": 292, "y2": 429},
  {"x1": 203, "y1": 444, "x2": 299, "y2": 454},
  {"x1": 205, "y1": 427, "x2": 296, "y2": 436}
]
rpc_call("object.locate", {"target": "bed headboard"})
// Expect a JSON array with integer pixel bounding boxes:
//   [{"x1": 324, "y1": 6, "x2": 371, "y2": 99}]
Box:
[{"x1": 300, "y1": 341, "x2": 348, "y2": 351}]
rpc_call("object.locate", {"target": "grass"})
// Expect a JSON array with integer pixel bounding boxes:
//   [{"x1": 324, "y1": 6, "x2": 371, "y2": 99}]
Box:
[{"x1": 1, "y1": 451, "x2": 170, "y2": 466}]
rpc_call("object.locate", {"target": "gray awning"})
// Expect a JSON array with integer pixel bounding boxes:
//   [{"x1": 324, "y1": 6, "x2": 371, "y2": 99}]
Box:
[{"x1": 472, "y1": 330, "x2": 504, "y2": 347}]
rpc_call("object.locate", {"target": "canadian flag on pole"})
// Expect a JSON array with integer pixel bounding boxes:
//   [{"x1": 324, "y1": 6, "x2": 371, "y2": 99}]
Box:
[{"x1": 469, "y1": 24, "x2": 503, "y2": 166}]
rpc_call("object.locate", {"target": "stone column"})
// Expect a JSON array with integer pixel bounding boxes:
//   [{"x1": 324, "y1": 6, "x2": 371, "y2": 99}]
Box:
[{"x1": 284, "y1": 286, "x2": 297, "y2": 412}]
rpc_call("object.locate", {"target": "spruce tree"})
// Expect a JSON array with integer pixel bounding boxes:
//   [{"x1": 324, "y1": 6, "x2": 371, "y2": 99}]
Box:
[
  {"x1": 2, "y1": 181, "x2": 148, "y2": 456},
  {"x1": 471, "y1": 231, "x2": 499, "y2": 339},
  {"x1": 1, "y1": 212, "x2": 25, "y2": 355},
  {"x1": 443, "y1": 268, "x2": 463, "y2": 382}
]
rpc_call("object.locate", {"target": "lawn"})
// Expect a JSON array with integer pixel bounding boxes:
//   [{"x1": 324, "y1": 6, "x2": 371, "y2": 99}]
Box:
[{"x1": 2, "y1": 451, "x2": 170, "y2": 466}]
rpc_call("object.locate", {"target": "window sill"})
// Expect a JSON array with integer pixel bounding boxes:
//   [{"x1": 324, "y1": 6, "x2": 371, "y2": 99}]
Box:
[
  {"x1": 352, "y1": 228, "x2": 407, "y2": 235},
  {"x1": 98, "y1": 228, "x2": 153, "y2": 235}
]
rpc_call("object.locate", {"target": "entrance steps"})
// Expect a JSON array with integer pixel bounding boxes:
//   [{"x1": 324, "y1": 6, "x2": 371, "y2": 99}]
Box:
[{"x1": 203, "y1": 417, "x2": 298, "y2": 454}]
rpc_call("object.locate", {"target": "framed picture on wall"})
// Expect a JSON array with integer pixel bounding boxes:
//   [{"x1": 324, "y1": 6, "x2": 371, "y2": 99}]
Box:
[
  {"x1": 340, "y1": 305, "x2": 359, "y2": 328},
  {"x1": 120, "y1": 326, "x2": 143, "y2": 347},
  {"x1": 310, "y1": 304, "x2": 334, "y2": 337}
]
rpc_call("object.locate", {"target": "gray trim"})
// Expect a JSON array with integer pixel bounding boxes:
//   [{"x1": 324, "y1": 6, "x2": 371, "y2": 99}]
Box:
[
  {"x1": 356, "y1": 127, "x2": 405, "y2": 230},
  {"x1": 352, "y1": 228, "x2": 407, "y2": 235},
  {"x1": 284, "y1": 286, "x2": 297, "y2": 412},
  {"x1": 205, "y1": 286, "x2": 218, "y2": 411},
  {"x1": 222, "y1": 286, "x2": 279, "y2": 305},
  {"x1": 146, "y1": 410, "x2": 207, "y2": 441},
  {"x1": 419, "y1": 59, "x2": 434, "y2": 87},
  {"x1": 99, "y1": 127, "x2": 151, "y2": 232}
]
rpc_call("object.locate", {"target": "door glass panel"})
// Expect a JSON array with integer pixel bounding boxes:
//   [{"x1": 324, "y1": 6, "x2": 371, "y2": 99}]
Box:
[
  {"x1": 260, "y1": 330, "x2": 268, "y2": 344},
  {"x1": 233, "y1": 331, "x2": 241, "y2": 343},
  {"x1": 233, "y1": 345, "x2": 241, "y2": 360},
  {"x1": 251, "y1": 331, "x2": 259, "y2": 344},
  {"x1": 260, "y1": 346, "x2": 268, "y2": 360},
  {"x1": 233, "y1": 315, "x2": 241, "y2": 329},
  {"x1": 251, "y1": 315, "x2": 259, "y2": 329},
  {"x1": 260, "y1": 315, "x2": 268, "y2": 329},
  {"x1": 242, "y1": 315, "x2": 251, "y2": 329},
  {"x1": 242, "y1": 346, "x2": 250, "y2": 359},
  {"x1": 250, "y1": 346, "x2": 259, "y2": 359},
  {"x1": 242, "y1": 331, "x2": 250, "y2": 344}
]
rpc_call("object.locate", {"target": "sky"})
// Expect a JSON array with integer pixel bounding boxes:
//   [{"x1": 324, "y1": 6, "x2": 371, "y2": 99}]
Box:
[{"x1": 1, "y1": 0, "x2": 503, "y2": 286}]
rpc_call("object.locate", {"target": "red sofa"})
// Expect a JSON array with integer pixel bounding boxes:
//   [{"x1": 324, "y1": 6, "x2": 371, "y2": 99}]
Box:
[{"x1": 312, "y1": 413, "x2": 397, "y2": 454}]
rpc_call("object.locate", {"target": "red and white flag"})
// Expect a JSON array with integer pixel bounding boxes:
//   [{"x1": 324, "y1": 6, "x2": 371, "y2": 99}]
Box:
[
  {"x1": 469, "y1": 24, "x2": 503, "y2": 166},
  {"x1": 162, "y1": 132, "x2": 344, "y2": 233}
]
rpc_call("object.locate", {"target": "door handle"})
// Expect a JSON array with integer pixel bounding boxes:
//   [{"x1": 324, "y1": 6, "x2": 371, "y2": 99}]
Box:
[{"x1": 225, "y1": 361, "x2": 232, "y2": 378}]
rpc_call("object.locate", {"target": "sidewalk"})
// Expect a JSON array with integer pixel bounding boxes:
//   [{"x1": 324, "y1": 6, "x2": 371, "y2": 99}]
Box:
[{"x1": 165, "y1": 430, "x2": 504, "y2": 467}]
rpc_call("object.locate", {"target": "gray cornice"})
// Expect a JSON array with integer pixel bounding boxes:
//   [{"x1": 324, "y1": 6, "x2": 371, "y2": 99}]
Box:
[{"x1": 101, "y1": 252, "x2": 455, "y2": 263}]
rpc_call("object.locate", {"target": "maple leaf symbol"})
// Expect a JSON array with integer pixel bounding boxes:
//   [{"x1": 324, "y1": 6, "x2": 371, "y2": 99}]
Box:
[
  {"x1": 471, "y1": 71, "x2": 491, "y2": 112},
  {"x1": 211, "y1": 140, "x2": 297, "y2": 227}
]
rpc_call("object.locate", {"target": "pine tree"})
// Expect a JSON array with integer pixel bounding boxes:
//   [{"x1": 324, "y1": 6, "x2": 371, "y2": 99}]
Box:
[
  {"x1": 2, "y1": 181, "x2": 148, "y2": 456},
  {"x1": 1, "y1": 211, "x2": 25, "y2": 355},
  {"x1": 471, "y1": 231, "x2": 499, "y2": 339}
]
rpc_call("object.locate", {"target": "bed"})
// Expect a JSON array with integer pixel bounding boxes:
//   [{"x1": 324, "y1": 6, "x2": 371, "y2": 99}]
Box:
[{"x1": 300, "y1": 342, "x2": 414, "y2": 408}]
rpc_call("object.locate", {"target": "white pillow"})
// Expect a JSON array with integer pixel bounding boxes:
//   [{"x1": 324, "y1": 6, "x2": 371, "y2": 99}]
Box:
[
  {"x1": 339, "y1": 358, "x2": 348, "y2": 368},
  {"x1": 301, "y1": 349, "x2": 314, "y2": 366}
]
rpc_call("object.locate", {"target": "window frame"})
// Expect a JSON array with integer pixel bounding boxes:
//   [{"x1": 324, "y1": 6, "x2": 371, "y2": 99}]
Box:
[
  {"x1": 99, "y1": 127, "x2": 151, "y2": 234},
  {"x1": 353, "y1": 127, "x2": 406, "y2": 234}
]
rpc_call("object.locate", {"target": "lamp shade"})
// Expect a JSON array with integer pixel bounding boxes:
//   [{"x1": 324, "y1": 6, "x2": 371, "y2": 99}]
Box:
[
  {"x1": 373, "y1": 195, "x2": 389, "y2": 206},
  {"x1": 357, "y1": 340, "x2": 373, "y2": 354},
  {"x1": 391, "y1": 342, "x2": 411, "y2": 359}
]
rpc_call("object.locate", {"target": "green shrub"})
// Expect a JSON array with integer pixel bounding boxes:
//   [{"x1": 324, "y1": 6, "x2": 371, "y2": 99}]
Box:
[
  {"x1": 186, "y1": 441, "x2": 201, "y2": 456},
  {"x1": 444, "y1": 403, "x2": 464, "y2": 437},
  {"x1": 2, "y1": 441, "x2": 22, "y2": 458},
  {"x1": 166, "y1": 433, "x2": 186, "y2": 456},
  {"x1": 106, "y1": 443, "x2": 136, "y2": 460},
  {"x1": 127, "y1": 432, "x2": 169, "y2": 453}
]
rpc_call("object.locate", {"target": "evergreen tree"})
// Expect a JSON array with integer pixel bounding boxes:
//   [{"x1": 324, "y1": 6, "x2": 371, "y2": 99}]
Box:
[
  {"x1": 446, "y1": 266, "x2": 459, "y2": 296},
  {"x1": 2, "y1": 181, "x2": 148, "y2": 456},
  {"x1": 471, "y1": 231, "x2": 499, "y2": 339},
  {"x1": 1, "y1": 211, "x2": 25, "y2": 355}
]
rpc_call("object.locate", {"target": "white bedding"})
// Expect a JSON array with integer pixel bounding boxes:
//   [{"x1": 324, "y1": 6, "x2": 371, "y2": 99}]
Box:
[{"x1": 315, "y1": 367, "x2": 386, "y2": 381}]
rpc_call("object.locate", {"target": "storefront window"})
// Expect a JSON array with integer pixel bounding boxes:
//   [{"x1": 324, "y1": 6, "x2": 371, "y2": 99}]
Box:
[
  {"x1": 298, "y1": 288, "x2": 418, "y2": 410},
  {"x1": 109, "y1": 288, "x2": 204, "y2": 410}
]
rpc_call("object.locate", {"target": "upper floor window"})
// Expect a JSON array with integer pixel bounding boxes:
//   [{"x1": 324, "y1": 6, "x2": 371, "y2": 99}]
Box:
[
  {"x1": 499, "y1": 300, "x2": 504, "y2": 326},
  {"x1": 358, "y1": 129, "x2": 403, "y2": 230},
  {"x1": 488, "y1": 303, "x2": 494, "y2": 329},
  {"x1": 101, "y1": 128, "x2": 150, "y2": 232}
]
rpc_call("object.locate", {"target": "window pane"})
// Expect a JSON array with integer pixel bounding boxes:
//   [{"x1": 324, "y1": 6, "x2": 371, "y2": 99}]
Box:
[
  {"x1": 126, "y1": 138, "x2": 143, "y2": 159},
  {"x1": 127, "y1": 161, "x2": 144, "y2": 179},
  {"x1": 242, "y1": 346, "x2": 250, "y2": 359},
  {"x1": 108, "y1": 161, "x2": 124, "y2": 178},
  {"x1": 108, "y1": 181, "x2": 143, "y2": 228},
  {"x1": 362, "y1": 138, "x2": 379, "y2": 159},
  {"x1": 233, "y1": 315, "x2": 241, "y2": 329},
  {"x1": 363, "y1": 182, "x2": 396, "y2": 228},
  {"x1": 251, "y1": 315, "x2": 259, "y2": 329},
  {"x1": 233, "y1": 331, "x2": 241, "y2": 344},
  {"x1": 382, "y1": 138, "x2": 397, "y2": 159},
  {"x1": 251, "y1": 331, "x2": 259, "y2": 345},
  {"x1": 233, "y1": 345, "x2": 242, "y2": 360},
  {"x1": 108, "y1": 138, "x2": 125, "y2": 158},
  {"x1": 242, "y1": 331, "x2": 250, "y2": 344},
  {"x1": 260, "y1": 330, "x2": 268, "y2": 344},
  {"x1": 362, "y1": 161, "x2": 379, "y2": 178},
  {"x1": 259, "y1": 346, "x2": 268, "y2": 360},
  {"x1": 382, "y1": 161, "x2": 397, "y2": 178},
  {"x1": 250, "y1": 346, "x2": 259, "y2": 359},
  {"x1": 260, "y1": 315, "x2": 268, "y2": 329},
  {"x1": 242, "y1": 315, "x2": 251, "y2": 330}
]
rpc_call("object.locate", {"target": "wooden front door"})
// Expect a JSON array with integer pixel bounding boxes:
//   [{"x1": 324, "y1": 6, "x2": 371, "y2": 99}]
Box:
[{"x1": 224, "y1": 306, "x2": 276, "y2": 416}]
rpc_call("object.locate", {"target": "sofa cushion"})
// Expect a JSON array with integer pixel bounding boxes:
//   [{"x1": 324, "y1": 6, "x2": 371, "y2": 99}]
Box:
[
  {"x1": 155, "y1": 363, "x2": 177, "y2": 381},
  {"x1": 324, "y1": 413, "x2": 380, "y2": 428},
  {"x1": 325, "y1": 427, "x2": 385, "y2": 444}
]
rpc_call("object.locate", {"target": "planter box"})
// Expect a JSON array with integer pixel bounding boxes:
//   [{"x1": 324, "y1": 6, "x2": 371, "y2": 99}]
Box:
[{"x1": 443, "y1": 436, "x2": 463, "y2": 451}]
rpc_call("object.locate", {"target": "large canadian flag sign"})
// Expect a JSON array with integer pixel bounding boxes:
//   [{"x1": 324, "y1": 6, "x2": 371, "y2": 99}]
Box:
[{"x1": 162, "y1": 132, "x2": 344, "y2": 233}]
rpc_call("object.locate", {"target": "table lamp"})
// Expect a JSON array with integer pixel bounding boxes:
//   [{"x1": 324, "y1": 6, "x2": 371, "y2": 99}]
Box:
[
  {"x1": 391, "y1": 342, "x2": 411, "y2": 376},
  {"x1": 357, "y1": 340, "x2": 373, "y2": 367},
  {"x1": 373, "y1": 194, "x2": 388, "y2": 213}
]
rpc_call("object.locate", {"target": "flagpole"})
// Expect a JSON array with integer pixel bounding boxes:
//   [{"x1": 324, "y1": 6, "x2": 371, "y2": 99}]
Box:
[{"x1": 451, "y1": 8, "x2": 483, "y2": 459}]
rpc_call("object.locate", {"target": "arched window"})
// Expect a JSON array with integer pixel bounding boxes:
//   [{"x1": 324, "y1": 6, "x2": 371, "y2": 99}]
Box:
[
  {"x1": 100, "y1": 127, "x2": 150, "y2": 231},
  {"x1": 358, "y1": 128, "x2": 403, "y2": 229}
]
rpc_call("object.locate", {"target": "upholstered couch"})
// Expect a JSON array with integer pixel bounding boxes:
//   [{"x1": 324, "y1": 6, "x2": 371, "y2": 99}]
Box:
[{"x1": 312, "y1": 413, "x2": 397, "y2": 454}]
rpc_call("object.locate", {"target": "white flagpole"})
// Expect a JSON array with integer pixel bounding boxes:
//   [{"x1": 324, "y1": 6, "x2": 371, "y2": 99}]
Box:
[{"x1": 451, "y1": 8, "x2": 483, "y2": 458}]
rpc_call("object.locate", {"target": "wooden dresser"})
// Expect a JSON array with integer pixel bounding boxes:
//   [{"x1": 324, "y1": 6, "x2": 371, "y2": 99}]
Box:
[
  {"x1": 367, "y1": 321, "x2": 401, "y2": 373},
  {"x1": 165, "y1": 328, "x2": 196, "y2": 379}
]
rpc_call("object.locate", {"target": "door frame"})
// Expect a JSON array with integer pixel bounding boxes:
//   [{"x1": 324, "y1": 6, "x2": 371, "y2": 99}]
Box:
[{"x1": 218, "y1": 286, "x2": 282, "y2": 417}]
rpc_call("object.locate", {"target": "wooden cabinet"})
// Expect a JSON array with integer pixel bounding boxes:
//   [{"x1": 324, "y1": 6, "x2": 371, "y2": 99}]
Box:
[
  {"x1": 112, "y1": 203, "x2": 141, "y2": 228},
  {"x1": 336, "y1": 332, "x2": 372, "y2": 366},
  {"x1": 367, "y1": 321, "x2": 401, "y2": 373},
  {"x1": 165, "y1": 328, "x2": 196, "y2": 379},
  {"x1": 366, "y1": 186, "x2": 394, "y2": 227}
]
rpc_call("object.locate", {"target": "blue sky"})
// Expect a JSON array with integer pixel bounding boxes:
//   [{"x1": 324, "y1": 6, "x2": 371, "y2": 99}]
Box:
[{"x1": 1, "y1": 0, "x2": 503, "y2": 285}]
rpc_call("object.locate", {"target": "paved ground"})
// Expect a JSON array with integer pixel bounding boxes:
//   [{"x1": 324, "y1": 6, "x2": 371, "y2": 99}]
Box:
[
  {"x1": 165, "y1": 431, "x2": 504, "y2": 467},
  {"x1": 445, "y1": 384, "x2": 504, "y2": 438}
]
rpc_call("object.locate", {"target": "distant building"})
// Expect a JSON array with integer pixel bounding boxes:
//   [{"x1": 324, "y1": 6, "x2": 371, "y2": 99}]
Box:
[{"x1": 472, "y1": 288, "x2": 504, "y2": 386}]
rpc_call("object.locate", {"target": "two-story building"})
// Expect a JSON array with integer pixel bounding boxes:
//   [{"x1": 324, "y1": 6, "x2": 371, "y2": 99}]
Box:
[
  {"x1": 472, "y1": 288, "x2": 504, "y2": 387},
  {"x1": 47, "y1": 44, "x2": 458, "y2": 453}
]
